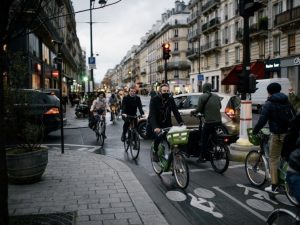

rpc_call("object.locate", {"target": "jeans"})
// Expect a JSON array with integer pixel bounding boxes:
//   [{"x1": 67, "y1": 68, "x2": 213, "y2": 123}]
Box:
[
  {"x1": 201, "y1": 122, "x2": 221, "y2": 156},
  {"x1": 286, "y1": 171, "x2": 300, "y2": 205}
]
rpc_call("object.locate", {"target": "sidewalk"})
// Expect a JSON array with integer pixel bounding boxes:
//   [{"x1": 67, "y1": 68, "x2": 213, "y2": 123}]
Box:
[{"x1": 8, "y1": 103, "x2": 169, "y2": 225}]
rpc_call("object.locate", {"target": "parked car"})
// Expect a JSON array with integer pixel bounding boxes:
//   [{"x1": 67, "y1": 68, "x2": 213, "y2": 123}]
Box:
[
  {"x1": 15, "y1": 89, "x2": 66, "y2": 135},
  {"x1": 173, "y1": 92, "x2": 241, "y2": 136}
]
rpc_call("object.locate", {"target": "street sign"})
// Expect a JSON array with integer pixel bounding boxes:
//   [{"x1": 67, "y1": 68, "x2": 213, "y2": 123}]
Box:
[
  {"x1": 88, "y1": 57, "x2": 96, "y2": 69},
  {"x1": 197, "y1": 74, "x2": 204, "y2": 81}
]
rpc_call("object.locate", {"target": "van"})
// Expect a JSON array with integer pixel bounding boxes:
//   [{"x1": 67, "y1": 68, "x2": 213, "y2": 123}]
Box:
[{"x1": 250, "y1": 78, "x2": 291, "y2": 113}]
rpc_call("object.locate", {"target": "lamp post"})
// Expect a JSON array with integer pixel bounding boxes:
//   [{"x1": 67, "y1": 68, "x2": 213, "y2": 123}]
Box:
[
  {"x1": 90, "y1": 0, "x2": 107, "y2": 92},
  {"x1": 52, "y1": 39, "x2": 64, "y2": 154}
]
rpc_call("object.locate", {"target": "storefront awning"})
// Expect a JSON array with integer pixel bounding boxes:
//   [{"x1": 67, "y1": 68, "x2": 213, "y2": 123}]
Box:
[{"x1": 221, "y1": 61, "x2": 265, "y2": 85}]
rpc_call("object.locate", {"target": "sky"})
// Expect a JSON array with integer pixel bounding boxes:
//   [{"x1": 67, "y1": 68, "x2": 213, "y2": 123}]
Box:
[{"x1": 72, "y1": 0, "x2": 186, "y2": 83}]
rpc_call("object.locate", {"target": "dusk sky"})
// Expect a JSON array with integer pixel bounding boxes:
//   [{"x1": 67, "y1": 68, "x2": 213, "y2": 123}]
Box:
[{"x1": 72, "y1": 0, "x2": 185, "y2": 82}]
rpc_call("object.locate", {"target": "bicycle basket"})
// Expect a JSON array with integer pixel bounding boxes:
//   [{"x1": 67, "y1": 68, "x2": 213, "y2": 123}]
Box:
[
  {"x1": 247, "y1": 128, "x2": 261, "y2": 146},
  {"x1": 167, "y1": 130, "x2": 190, "y2": 145}
]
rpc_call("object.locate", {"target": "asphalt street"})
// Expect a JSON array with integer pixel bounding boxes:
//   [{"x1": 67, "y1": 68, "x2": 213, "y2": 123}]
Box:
[{"x1": 43, "y1": 98, "x2": 297, "y2": 225}]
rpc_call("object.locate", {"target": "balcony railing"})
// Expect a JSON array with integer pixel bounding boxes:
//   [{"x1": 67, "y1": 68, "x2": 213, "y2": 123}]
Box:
[
  {"x1": 202, "y1": 17, "x2": 220, "y2": 34},
  {"x1": 187, "y1": 10, "x2": 199, "y2": 24},
  {"x1": 186, "y1": 48, "x2": 200, "y2": 59},
  {"x1": 275, "y1": 6, "x2": 300, "y2": 29},
  {"x1": 202, "y1": 0, "x2": 220, "y2": 15},
  {"x1": 200, "y1": 39, "x2": 221, "y2": 53}
]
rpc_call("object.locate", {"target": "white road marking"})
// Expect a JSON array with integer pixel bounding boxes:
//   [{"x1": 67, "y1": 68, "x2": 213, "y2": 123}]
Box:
[
  {"x1": 166, "y1": 191, "x2": 187, "y2": 202},
  {"x1": 194, "y1": 187, "x2": 215, "y2": 199},
  {"x1": 149, "y1": 164, "x2": 244, "y2": 176},
  {"x1": 213, "y1": 186, "x2": 267, "y2": 221}
]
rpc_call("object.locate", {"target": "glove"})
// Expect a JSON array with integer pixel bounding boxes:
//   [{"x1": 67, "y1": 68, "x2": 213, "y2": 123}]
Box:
[
  {"x1": 190, "y1": 110, "x2": 196, "y2": 116},
  {"x1": 179, "y1": 122, "x2": 184, "y2": 126}
]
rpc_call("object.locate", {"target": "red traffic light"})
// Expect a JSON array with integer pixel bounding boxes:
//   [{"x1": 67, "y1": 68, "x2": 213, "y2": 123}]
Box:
[{"x1": 162, "y1": 43, "x2": 171, "y2": 60}]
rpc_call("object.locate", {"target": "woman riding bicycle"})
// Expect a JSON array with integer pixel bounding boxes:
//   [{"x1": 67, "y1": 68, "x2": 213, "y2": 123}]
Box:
[{"x1": 90, "y1": 91, "x2": 107, "y2": 138}]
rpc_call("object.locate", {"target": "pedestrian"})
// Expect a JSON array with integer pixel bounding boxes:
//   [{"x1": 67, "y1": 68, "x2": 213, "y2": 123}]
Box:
[
  {"x1": 190, "y1": 83, "x2": 222, "y2": 162},
  {"x1": 253, "y1": 82, "x2": 294, "y2": 193},
  {"x1": 148, "y1": 83, "x2": 184, "y2": 162}
]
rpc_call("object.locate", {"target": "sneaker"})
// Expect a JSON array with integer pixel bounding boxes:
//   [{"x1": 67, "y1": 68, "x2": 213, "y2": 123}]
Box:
[
  {"x1": 264, "y1": 185, "x2": 279, "y2": 194},
  {"x1": 121, "y1": 136, "x2": 125, "y2": 142},
  {"x1": 152, "y1": 151, "x2": 159, "y2": 162}
]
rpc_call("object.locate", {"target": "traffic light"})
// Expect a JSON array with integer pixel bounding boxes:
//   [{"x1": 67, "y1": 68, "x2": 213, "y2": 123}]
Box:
[
  {"x1": 162, "y1": 43, "x2": 171, "y2": 60},
  {"x1": 237, "y1": 73, "x2": 248, "y2": 93},
  {"x1": 248, "y1": 74, "x2": 258, "y2": 93}
]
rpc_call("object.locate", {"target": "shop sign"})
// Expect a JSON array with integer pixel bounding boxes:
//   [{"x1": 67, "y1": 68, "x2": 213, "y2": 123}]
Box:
[
  {"x1": 265, "y1": 59, "x2": 280, "y2": 71},
  {"x1": 294, "y1": 56, "x2": 300, "y2": 65}
]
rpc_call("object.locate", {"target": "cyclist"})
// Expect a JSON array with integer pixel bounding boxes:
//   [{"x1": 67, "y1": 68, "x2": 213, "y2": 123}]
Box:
[
  {"x1": 121, "y1": 86, "x2": 144, "y2": 142},
  {"x1": 90, "y1": 91, "x2": 107, "y2": 138},
  {"x1": 253, "y1": 82, "x2": 291, "y2": 194},
  {"x1": 149, "y1": 83, "x2": 184, "y2": 162},
  {"x1": 108, "y1": 91, "x2": 119, "y2": 121},
  {"x1": 190, "y1": 82, "x2": 222, "y2": 162}
]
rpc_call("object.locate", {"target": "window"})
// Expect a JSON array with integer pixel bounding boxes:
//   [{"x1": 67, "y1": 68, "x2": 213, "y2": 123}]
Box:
[
  {"x1": 174, "y1": 70, "x2": 179, "y2": 79},
  {"x1": 175, "y1": 42, "x2": 179, "y2": 51},
  {"x1": 174, "y1": 29, "x2": 178, "y2": 37},
  {"x1": 42, "y1": 43, "x2": 50, "y2": 64},
  {"x1": 288, "y1": 34, "x2": 296, "y2": 55},
  {"x1": 235, "y1": 46, "x2": 240, "y2": 63},
  {"x1": 259, "y1": 39, "x2": 265, "y2": 58},
  {"x1": 29, "y1": 33, "x2": 40, "y2": 57},
  {"x1": 215, "y1": 53, "x2": 219, "y2": 66},
  {"x1": 273, "y1": 35, "x2": 280, "y2": 56},
  {"x1": 225, "y1": 49, "x2": 229, "y2": 65}
]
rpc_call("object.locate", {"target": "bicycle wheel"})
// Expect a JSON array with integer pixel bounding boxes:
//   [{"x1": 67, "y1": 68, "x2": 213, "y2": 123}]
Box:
[
  {"x1": 95, "y1": 122, "x2": 100, "y2": 142},
  {"x1": 266, "y1": 209, "x2": 298, "y2": 225},
  {"x1": 150, "y1": 145, "x2": 163, "y2": 175},
  {"x1": 123, "y1": 130, "x2": 130, "y2": 152},
  {"x1": 210, "y1": 142, "x2": 230, "y2": 174},
  {"x1": 129, "y1": 130, "x2": 140, "y2": 160},
  {"x1": 285, "y1": 182, "x2": 300, "y2": 207},
  {"x1": 173, "y1": 151, "x2": 189, "y2": 189},
  {"x1": 245, "y1": 150, "x2": 267, "y2": 187}
]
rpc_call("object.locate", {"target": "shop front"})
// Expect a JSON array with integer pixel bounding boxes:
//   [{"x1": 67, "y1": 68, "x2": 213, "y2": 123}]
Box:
[
  {"x1": 281, "y1": 55, "x2": 300, "y2": 96},
  {"x1": 265, "y1": 58, "x2": 281, "y2": 78}
]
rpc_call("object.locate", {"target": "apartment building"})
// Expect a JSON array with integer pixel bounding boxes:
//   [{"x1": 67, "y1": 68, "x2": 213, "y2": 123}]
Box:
[
  {"x1": 188, "y1": 0, "x2": 300, "y2": 95},
  {"x1": 7, "y1": 0, "x2": 84, "y2": 95}
]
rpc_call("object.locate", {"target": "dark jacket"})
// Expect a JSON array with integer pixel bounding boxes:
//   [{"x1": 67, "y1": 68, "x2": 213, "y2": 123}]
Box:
[
  {"x1": 193, "y1": 92, "x2": 222, "y2": 123},
  {"x1": 149, "y1": 94, "x2": 183, "y2": 129},
  {"x1": 122, "y1": 95, "x2": 144, "y2": 116},
  {"x1": 253, "y1": 92, "x2": 290, "y2": 135}
]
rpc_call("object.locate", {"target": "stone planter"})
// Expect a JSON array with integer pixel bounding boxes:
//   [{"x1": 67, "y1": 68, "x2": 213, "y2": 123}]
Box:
[{"x1": 6, "y1": 146, "x2": 48, "y2": 184}]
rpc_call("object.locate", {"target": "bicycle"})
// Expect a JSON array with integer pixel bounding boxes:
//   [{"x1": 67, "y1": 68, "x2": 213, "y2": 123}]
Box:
[
  {"x1": 110, "y1": 104, "x2": 118, "y2": 124},
  {"x1": 266, "y1": 207, "x2": 300, "y2": 225},
  {"x1": 245, "y1": 128, "x2": 298, "y2": 205},
  {"x1": 94, "y1": 112, "x2": 106, "y2": 146},
  {"x1": 150, "y1": 127, "x2": 190, "y2": 189},
  {"x1": 187, "y1": 114, "x2": 231, "y2": 174},
  {"x1": 123, "y1": 115, "x2": 141, "y2": 160}
]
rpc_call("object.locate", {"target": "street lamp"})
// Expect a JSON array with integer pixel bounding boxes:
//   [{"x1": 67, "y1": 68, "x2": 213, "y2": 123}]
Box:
[{"x1": 89, "y1": 0, "x2": 107, "y2": 91}]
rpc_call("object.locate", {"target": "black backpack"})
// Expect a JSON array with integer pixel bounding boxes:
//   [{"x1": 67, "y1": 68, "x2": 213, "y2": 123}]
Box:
[{"x1": 274, "y1": 102, "x2": 296, "y2": 128}]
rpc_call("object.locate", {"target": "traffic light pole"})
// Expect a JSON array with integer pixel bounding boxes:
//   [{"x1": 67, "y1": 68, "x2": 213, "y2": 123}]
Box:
[
  {"x1": 164, "y1": 59, "x2": 167, "y2": 84},
  {"x1": 241, "y1": 15, "x2": 250, "y2": 101}
]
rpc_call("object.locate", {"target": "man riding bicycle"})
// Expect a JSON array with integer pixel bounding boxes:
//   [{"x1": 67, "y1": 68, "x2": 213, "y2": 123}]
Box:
[
  {"x1": 149, "y1": 84, "x2": 184, "y2": 162},
  {"x1": 108, "y1": 91, "x2": 119, "y2": 121},
  {"x1": 190, "y1": 83, "x2": 222, "y2": 162},
  {"x1": 121, "y1": 86, "x2": 144, "y2": 142},
  {"x1": 90, "y1": 91, "x2": 107, "y2": 138}
]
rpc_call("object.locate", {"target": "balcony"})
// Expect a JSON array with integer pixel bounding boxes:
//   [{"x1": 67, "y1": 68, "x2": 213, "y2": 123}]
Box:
[
  {"x1": 202, "y1": 17, "x2": 220, "y2": 34},
  {"x1": 187, "y1": 10, "x2": 200, "y2": 24},
  {"x1": 249, "y1": 18, "x2": 268, "y2": 39},
  {"x1": 202, "y1": 0, "x2": 220, "y2": 15},
  {"x1": 187, "y1": 28, "x2": 200, "y2": 41},
  {"x1": 274, "y1": 6, "x2": 300, "y2": 31},
  {"x1": 186, "y1": 48, "x2": 200, "y2": 59},
  {"x1": 157, "y1": 61, "x2": 191, "y2": 72},
  {"x1": 200, "y1": 39, "x2": 221, "y2": 54}
]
